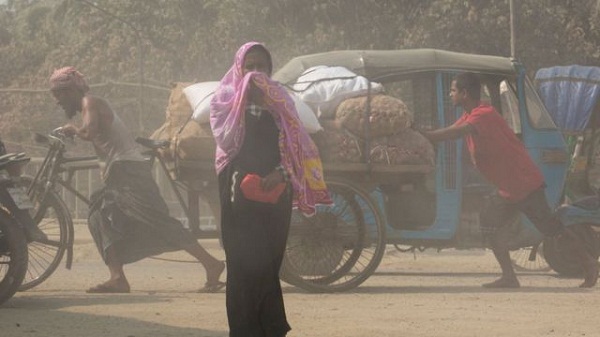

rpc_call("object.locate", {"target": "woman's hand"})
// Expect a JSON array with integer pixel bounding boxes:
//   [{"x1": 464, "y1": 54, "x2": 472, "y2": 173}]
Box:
[
  {"x1": 247, "y1": 81, "x2": 265, "y2": 106},
  {"x1": 261, "y1": 169, "x2": 284, "y2": 191}
]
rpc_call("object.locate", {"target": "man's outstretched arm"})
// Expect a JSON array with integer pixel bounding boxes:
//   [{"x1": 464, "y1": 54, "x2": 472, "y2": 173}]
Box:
[{"x1": 420, "y1": 123, "x2": 474, "y2": 143}]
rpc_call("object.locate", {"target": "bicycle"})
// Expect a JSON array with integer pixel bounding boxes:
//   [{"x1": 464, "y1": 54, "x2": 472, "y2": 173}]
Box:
[{"x1": 18, "y1": 129, "x2": 97, "y2": 290}]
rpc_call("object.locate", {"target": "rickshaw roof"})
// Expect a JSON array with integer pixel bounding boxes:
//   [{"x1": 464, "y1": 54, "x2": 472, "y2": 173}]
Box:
[
  {"x1": 273, "y1": 48, "x2": 519, "y2": 84},
  {"x1": 535, "y1": 65, "x2": 600, "y2": 134}
]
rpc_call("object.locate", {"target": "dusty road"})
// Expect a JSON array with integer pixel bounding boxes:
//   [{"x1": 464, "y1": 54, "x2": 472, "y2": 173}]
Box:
[{"x1": 1, "y1": 225, "x2": 598, "y2": 337}]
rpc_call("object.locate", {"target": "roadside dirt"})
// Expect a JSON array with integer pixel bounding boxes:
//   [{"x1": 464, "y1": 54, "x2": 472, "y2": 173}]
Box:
[{"x1": 1, "y1": 225, "x2": 598, "y2": 337}]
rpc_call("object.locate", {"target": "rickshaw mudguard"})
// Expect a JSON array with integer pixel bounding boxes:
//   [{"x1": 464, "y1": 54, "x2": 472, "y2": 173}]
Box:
[{"x1": 556, "y1": 197, "x2": 600, "y2": 227}]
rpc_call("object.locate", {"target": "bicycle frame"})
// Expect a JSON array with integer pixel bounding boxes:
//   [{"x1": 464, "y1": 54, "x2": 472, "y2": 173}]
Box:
[
  {"x1": 28, "y1": 131, "x2": 97, "y2": 270},
  {"x1": 145, "y1": 151, "x2": 194, "y2": 228},
  {"x1": 33, "y1": 131, "x2": 219, "y2": 246},
  {"x1": 136, "y1": 138, "x2": 219, "y2": 238}
]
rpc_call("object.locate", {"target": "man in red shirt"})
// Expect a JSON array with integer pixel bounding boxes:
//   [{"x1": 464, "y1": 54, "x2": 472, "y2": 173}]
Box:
[{"x1": 421, "y1": 72, "x2": 598, "y2": 288}]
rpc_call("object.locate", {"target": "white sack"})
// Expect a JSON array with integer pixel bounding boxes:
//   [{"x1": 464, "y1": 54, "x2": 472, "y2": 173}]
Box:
[
  {"x1": 184, "y1": 81, "x2": 220, "y2": 124},
  {"x1": 291, "y1": 66, "x2": 383, "y2": 118},
  {"x1": 291, "y1": 94, "x2": 322, "y2": 133}
]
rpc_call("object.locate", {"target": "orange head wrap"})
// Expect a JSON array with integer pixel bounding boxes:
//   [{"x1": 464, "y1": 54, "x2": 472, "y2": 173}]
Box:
[{"x1": 49, "y1": 66, "x2": 89, "y2": 93}]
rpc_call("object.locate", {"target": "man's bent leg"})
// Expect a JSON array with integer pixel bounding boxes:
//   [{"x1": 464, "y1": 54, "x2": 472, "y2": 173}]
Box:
[
  {"x1": 480, "y1": 194, "x2": 520, "y2": 288},
  {"x1": 519, "y1": 188, "x2": 597, "y2": 288},
  {"x1": 483, "y1": 224, "x2": 520, "y2": 288},
  {"x1": 180, "y1": 242, "x2": 225, "y2": 291},
  {"x1": 86, "y1": 245, "x2": 130, "y2": 293}
]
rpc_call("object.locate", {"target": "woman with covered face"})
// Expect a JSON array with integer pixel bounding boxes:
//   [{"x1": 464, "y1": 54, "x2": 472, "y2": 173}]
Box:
[{"x1": 210, "y1": 42, "x2": 331, "y2": 337}]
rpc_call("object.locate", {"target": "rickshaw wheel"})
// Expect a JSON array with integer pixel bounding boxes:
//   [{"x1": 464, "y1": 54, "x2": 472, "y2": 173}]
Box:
[
  {"x1": 280, "y1": 178, "x2": 386, "y2": 293},
  {"x1": 510, "y1": 243, "x2": 551, "y2": 272},
  {"x1": 543, "y1": 224, "x2": 599, "y2": 277}
]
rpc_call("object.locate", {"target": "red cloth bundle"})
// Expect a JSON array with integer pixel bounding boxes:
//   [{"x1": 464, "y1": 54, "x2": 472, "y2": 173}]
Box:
[{"x1": 240, "y1": 174, "x2": 286, "y2": 204}]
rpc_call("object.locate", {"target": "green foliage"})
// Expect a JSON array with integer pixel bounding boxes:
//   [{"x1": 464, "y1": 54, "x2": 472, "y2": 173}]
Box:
[{"x1": 2, "y1": 0, "x2": 600, "y2": 151}]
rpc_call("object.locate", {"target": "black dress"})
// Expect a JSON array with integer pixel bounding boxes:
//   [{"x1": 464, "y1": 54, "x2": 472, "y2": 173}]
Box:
[{"x1": 218, "y1": 106, "x2": 292, "y2": 337}]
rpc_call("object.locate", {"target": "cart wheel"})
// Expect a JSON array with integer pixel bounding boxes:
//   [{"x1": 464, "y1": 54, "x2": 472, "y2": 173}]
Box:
[
  {"x1": 543, "y1": 224, "x2": 599, "y2": 277},
  {"x1": 510, "y1": 243, "x2": 551, "y2": 272},
  {"x1": 281, "y1": 179, "x2": 386, "y2": 293}
]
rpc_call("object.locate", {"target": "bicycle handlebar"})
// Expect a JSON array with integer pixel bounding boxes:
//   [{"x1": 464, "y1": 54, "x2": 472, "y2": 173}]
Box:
[
  {"x1": 34, "y1": 127, "x2": 75, "y2": 148},
  {"x1": 0, "y1": 153, "x2": 30, "y2": 171}
]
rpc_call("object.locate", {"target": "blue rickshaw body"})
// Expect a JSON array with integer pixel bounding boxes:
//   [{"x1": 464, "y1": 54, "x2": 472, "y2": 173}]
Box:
[
  {"x1": 535, "y1": 65, "x2": 600, "y2": 228},
  {"x1": 275, "y1": 49, "x2": 569, "y2": 249},
  {"x1": 275, "y1": 50, "x2": 571, "y2": 292}
]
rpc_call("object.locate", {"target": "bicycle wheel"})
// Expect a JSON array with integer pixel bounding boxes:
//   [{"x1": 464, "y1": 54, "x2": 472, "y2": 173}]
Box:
[
  {"x1": 0, "y1": 212, "x2": 28, "y2": 305},
  {"x1": 510, "y1": 243, "x2": 551, "y2": 272},
  {"x1": 281, "y1": 179, "x2": 386, "y2": 293},
  {"x1": 18, "y1": 177, "x2": 71, "y2": 291}
]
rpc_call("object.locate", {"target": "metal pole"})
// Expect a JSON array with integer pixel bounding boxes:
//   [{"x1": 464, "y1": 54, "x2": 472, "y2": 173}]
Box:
[
  {"x1": 137, "y1": 34, "x2": 145, "y2": 133},
  {"x1": 510, "y1": 0, "x2": 516, "y2": 58}
]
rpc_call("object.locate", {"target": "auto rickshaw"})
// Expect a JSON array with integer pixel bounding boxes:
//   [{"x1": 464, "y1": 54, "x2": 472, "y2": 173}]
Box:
[{"x1": 275, "y1": 49, "x2": 573, "y2": 292}]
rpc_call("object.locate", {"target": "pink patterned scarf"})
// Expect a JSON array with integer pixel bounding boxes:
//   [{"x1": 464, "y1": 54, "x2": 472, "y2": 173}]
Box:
[{"x1": 210, "y1": 42, "x2": 331, "y2": 216}]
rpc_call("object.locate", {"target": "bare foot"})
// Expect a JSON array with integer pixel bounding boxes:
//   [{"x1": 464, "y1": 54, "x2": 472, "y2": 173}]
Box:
[
  {"x1": 482, "y1": 277, "x2": 520, "y2": 288},
  {"x1": 580, "y1": 260, "x2": 599, "y2": 288},
  {"x1": 206, "y1": 260, "x2": 225, "y2": 286},
  {"x1": 86, "y1": 279, "x2": 130, "y2": 293}
]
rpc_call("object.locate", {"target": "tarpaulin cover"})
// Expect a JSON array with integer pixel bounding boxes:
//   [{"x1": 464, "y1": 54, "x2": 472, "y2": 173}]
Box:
[{"x1": 535, "y1": 65, "x2": 600, "y2": 133}]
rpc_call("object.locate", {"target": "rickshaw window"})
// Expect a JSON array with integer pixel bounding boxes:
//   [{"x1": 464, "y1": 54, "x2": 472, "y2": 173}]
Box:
[
  {"x1": 524, "y1": 78, "x2": 558, "y2": 130},
  {"x1": 498, "y1": 79, "x2": 522, "y2": 134}
]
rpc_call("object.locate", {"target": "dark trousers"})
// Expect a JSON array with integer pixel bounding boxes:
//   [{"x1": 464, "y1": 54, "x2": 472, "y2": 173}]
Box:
[{"x1": 480, "y1": 186, "x2": 563, "y2": 240}]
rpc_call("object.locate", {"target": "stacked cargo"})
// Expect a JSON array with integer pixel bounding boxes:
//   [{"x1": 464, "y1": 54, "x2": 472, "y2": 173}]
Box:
[
  {"x1": 292, "y1": 66, "x2": 434, "y2": 166},
  {"x1": 150, "y1": 65, "x2": 434, "y2": 176}
]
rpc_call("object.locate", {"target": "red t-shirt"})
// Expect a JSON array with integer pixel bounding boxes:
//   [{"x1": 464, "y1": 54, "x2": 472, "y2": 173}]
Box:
[{"x1": 456, "y1": 103, "x2": 544, "y2": 201}]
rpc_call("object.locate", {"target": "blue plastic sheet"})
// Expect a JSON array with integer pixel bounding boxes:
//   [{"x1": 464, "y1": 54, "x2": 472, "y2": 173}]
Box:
[{"x1": 535, "y1": 65, "x2": 600, "y2": 134}]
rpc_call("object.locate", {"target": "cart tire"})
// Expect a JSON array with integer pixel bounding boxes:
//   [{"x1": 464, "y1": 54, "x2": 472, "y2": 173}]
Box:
[
  {"x1": 281, "y1": 178, "x2": 386, "y2": 293},
  {"x1": 543, "y1": 224, "x2": 599, "y2": 277},
  {"x1": 18, "y1": 176, "x2": 72, "y2": 291}
]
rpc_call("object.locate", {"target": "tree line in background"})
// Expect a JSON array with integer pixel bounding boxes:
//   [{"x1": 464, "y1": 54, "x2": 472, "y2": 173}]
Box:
[{"x1": 1, "y1": 0, "x2": 599, "y2": 153}]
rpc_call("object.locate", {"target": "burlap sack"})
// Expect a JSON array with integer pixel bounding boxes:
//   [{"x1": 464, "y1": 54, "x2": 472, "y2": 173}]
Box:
[
  {"x1": 150, "y1": 82, "x2": 202, "y2": 160},
  {"x1": 166, "y1": 82, "x2": 194, "y2": 128},
  {"x1": 172, "y1": 121, "x2": 216, "y2": 162},
  {"x1": 149, "y1": 82, "x2": 216, "y2": 180},
  {"x1": 335, "y1": 94, "x2": 413, "y2": 139},
  {"x1": 369, "y1": 129, "x2": 434, "y2": 166},
  {"x1": 313, "y1": 122, "x2": 433, "y2": 166},
  {"x1": 311, "y1": 123, "x2": 363, "y2": 163}
]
